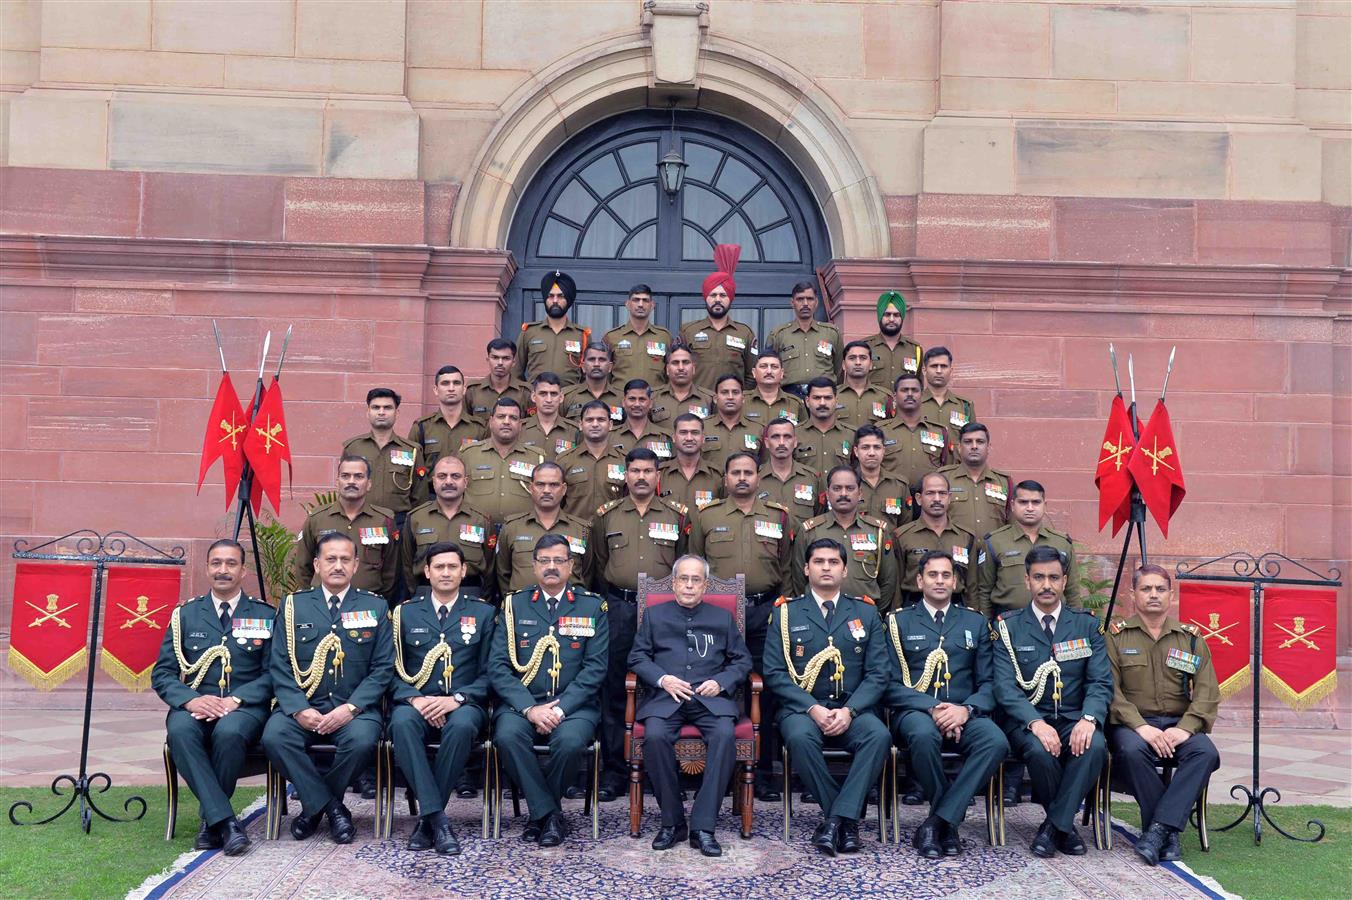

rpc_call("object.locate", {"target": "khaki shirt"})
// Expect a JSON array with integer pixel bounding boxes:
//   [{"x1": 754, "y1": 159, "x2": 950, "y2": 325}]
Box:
[
  {"x1": 975, "y1": 523, "x2": 1080, "y2": 617},
  {"x1": 765, "y1": 320, "x2": 842, "y2": 386},
  {"x1": 494, "y1": 510, "x2": 593, "y2": 595},
  {"x1": 835, "y1": 384, "x2": 895, "y2": 431},
  {"x1": 858, "y1": 472, "x2": 913, "y2": 530},
  {"x1": 594, "y1": 496, "x2": 696, "y2": 591},
  {"x1": 743, "y1": 391, "x2": 807, "y2": 428},
  {"x1": 561, "y1": 382, "x2": 625, "y2": 422},
  {"x1": 556, "y1": 443, "x2": 628, "y2": 518},
  {"x1": 603, "y1": 322, "x2": 672, "y2": 387},
  {"x1": 650, "y1": 385, "x2": 713, "y2": 424},
  {"x1": 400, "y1": 500, "x2": 494, "y2": 590},
  {"x1": 294, "y1": 501, "x2": 398, "y2": 598},
  {"x1": 458, "y1": 441, "x2": 542, "y2": 525},
  {"x1": 893, "y1": 518, "x2": 975, "y2": 599},
  {"x1": 864, "y1": 333, "x2": 923, "y2": 392},
  {"x1": 791, "y1": 513, "x2": 899, "y2": 614},
  {"x1": 939, "y1": 464, "x2": 1011, "y2": 542},
  {"x1": 659, "y1": 457, "x2": 723, "y2": 514},
  {"x1": 921, "y1": 390, "x2": 976, "y2": 445},
  {"x1": 610, "y1": 421, "x2": 674, "y2": 462},
  {"x1": 701, "y1": 416, "x2": 762, "y2": 472},
  {"x1": 518, "y1": 417, "x2": 579, "y2": 462},
  {"x1": 692, "y1": 499, "x2": 792, "y2": 596},
  {"x1": 1107, "y1": 615, "x2": 1220, "y2": 734},
  {"x1": 512, "y1": 319, "x2": 590, "y2": 385},
  {"x1": 756, "y1": 462, "x2": 823, "y2": 526},
  {"x1": 407, "y1": 409, "x2": 487, "y2": 503},
  {"x1": 880, "y1": 418, "x2": 950, "y2": 487},
  {"x1": 793, "y1": 421, "x2": 854, "y2": 478},
  {"x1": 341, "y1": 432, "x2": 420, "y2": 515},
  {"x1": 679, "y1": 317, "x2": 757, "y2": 392},
  {"x1": 466, "y1": 378, "x2": 534, "y2": 420}
]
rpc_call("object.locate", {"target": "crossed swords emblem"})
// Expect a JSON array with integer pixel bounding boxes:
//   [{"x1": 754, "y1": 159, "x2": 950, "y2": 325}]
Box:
[
  {"x1": 1139, "y1": 435, "x2": 1175, "y2": 475},
  {"x1": 27, "y1": 593, "x2": 166, "y2": 630},
  {"x1": 117, "y1": 594, "x2": 167, "y2": 630},
  {"x1": 218, "y1": 411, "x2": 246, "y2": 450},
  {"x1": 253, "y1": 415, "x2": 286, "y2": 453},
  {"x1": 1098, "y1": 431, "x2": 1131, "y2": 471},
  {"x1": 1276, "y1": 616, "x2": 1324, "y2": 651},
  {"x1": 26, "y1": 593, "x2": 77, "y2": 629},
  {"x1": 1188, "y1": 612, "x2": 1237, "y2": 646}
]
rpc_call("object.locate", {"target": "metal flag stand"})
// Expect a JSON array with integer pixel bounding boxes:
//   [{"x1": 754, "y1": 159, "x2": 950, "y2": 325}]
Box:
[
  {"x1": 1175, "y1": 551, "x2": 1340, "y2": 845},
  {"x1": 7, "y1": 530, "x2": 186, "y2": 833}
]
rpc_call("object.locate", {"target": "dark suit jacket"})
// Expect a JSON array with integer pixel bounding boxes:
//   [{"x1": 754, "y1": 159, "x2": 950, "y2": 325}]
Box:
[
  {"x1": 152, "y1": 594, "x2": 275, "y2": 713},
  {"x1": 629, "y1": 599, "x2": 752, "y2": 720},
  {"x1": 884, "y1": 602, "x2": 995, "y2": 717}
]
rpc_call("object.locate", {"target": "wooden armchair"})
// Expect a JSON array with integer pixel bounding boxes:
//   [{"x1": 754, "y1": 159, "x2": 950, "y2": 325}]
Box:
[{"x1": 623, "y1": 571, "x2": 761, "y2": 839}]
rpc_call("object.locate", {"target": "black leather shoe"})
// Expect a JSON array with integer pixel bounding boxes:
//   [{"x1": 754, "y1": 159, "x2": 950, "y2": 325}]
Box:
[
  {"x1": 1002, "y1": 784, "x2": 1022, "y2": 807},
  {"x1": 290, "y1": 811, "x2": 322, "y2": 841},
  {"x1": 220, "y1": 817, "x2": 250, "y2": 856},
  {"x1": 651, "y1": 824, "x2": 688, "y2": 850},
  {"x1": 940, "y1": 821, "x2": 961, "y2": 857},
  {"x1": 455, "y1": 775, "x2": 477, "y2": 799},
  {"x1": 596, "y1": 785, "x2": 619, "y2": 803},
  {"x1": 355, "y1": 771, "x2": 377, "y2": 801},
  {"x1": 837, "y1": 818, "x2": 862, "y2": 853},
  {"x1": 1161, "y1": 828, "x2": 1183, "y2": 862},
  {"x1": 1133, "y1": 821, "x2": 1170, "y2": 866},
  {"x1": 195, "y1": 820, "x2": 223, "y2": 850},
  {"x1": 689, "y1": 830, "x2": 722, "y2": 857},
  {"x1": 1056, "y1": 823, "x2": 1087, "y2": 856},
  {"x1": 912, "y1": 815, "x2": 943, "y2": 859},
  {"x1": 801, "y1": 789, "x2": 817, "y2": 805},
  {"x1": 902, "y1": 786, "x2": 925, "y2": 806},
  {"x1": 520, "y1": 818, "x2": 544, "y2": 843},
  {"x1": 538, "y1": 810, "x2": 568, "y2": 847},
  {"x1": 563, "y1": 785, "x2": 586, "y2": 800},
  {"x1": 1031, "y1": 819, "x2": 1058, "y2": 858},
  {"x1": 327, "y1": 802, "x2": 356, "y2": 844},
  {"x1": 407, "y1": 818, "x2": 434, "y2": 851},
  {"x1": 433, "y1": 818, "x2": 460, "y2": 856},
  {"x1": 754, "y1": 779, "x2": 781, "y2": 802},
  {"x1": 811, "y1": 817, "x2": 841, "y2": 857}
]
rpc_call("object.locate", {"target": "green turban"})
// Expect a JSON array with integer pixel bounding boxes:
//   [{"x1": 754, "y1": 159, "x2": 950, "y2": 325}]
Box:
[{"x1": 877, "y1": 290, "x2": 907, "y2": 322}]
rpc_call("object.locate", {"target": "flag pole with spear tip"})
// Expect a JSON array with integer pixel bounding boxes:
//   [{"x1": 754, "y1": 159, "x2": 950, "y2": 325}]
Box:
[
  {"x1": 1100, "y1": 350, "x2": 1154, "y2": 628},
  {"x1": 232, "y1": 331, "x2": 271, "y2": 602}
]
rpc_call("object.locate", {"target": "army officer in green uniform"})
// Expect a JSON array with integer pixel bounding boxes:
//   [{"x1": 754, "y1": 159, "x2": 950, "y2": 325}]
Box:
[
  {"x1": 993, "y1": 546, "x2": 1111, "y2": 858},
  {"x1": 389, "y1": 541, "x2": 497, "y2": 855},
  {"x1": 152, "y1": 538, "x2": 274, "y2": 856},
  {"x1": 262, "y1": 533, "x2": 394, "y2": 844},
  {"x1": 490, "y1": 535, "x2": 609, "y2": 847},
  {"x1": 764, "y1": 538, "x2": 890, "y2": 857}
]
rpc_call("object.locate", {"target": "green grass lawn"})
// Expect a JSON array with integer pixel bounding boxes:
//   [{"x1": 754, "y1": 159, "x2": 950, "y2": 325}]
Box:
[
  {"x1": 1112, "y1": 801, "x2": 1349, "y2": 900},
  {"x1": 0, "y1": 785, "x2": 264, "y2": 899}
]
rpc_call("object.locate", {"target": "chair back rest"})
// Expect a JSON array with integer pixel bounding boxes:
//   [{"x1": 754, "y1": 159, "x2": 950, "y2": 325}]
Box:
[{"x1": 636, "y1": 571, "x2": 748, "y2": 707}]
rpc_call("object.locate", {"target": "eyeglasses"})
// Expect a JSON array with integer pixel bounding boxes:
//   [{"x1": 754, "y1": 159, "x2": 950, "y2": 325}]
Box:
[{"x1": 534, "y1": 557, "x2": 573, "y2": 566}]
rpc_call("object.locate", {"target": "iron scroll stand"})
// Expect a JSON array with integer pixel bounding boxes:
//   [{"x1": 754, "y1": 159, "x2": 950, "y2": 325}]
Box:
[
  {"x1": 1175, "y1": 551, "x2": 1341, "y2": 845},
  {"x1": 7, "y1": 530, "x2": 186, "y2": 833}
]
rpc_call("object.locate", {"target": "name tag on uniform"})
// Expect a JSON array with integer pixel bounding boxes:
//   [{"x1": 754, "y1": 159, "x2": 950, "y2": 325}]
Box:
[
  {"x1": 509, "y1": 460, "x2": 536, "y2": 478},
  {"x1": 390, "y1": 448, "x2": 415, "y2": 467},
  {"x1": 342, "y1": 610, "x2": 379, "y2": 629},
  {"x1": 794, "y1": 483, "x2": 814, "y2": 502},
  {"x1": 1166, "y1": 648, "x2": 1201, "y2": 673},
  {"x1": 567, "y1": 535, "x2": 587, "y2": 555},
  {"x1": 646, "y1": 340, "x2": 666, "y2": 357},
  {"x1": 1053, "y1": 638, "x2": 1092, "y2": 662},
  {"x1": 558, "y1": 616, "x2": 595, "y2": 637},
  {"x1": 694, "y1": 490, "x2": 714, "y2": 508},
  {"x1": 984, "y1": 483, "x2": 1008, "y2": 503},
  {"x1": 606, "y1": 463, "x2": 626, "y2": 481},
  {"x1": 459, "y1": 523, "x2": 486, "y2": 544},
  {"x1": 564, "y1": 340, "x2": 582, "y2": 353},
  {"x1": 410, "y1": 627, "x2": 430, "y2": 634},
  {"x1": 726, "y1": 335, "x2": 746, "y2": 350},
  {"x1": 1016, "y1": 645, "x2": 1035, "y2": 652},
  {"x1": 871, "y1": 402, "x2": 888, "y2": 419},
  {"x1": 848, "y1": 618, "x2": 866, "y2": 640},
  {"x1": 849, "y1": 533, "x2": 877, "y2": 551},
  {"x1": 416, "y1": 527, "x2": 436, "y2": 536},
  {"x1": 744, "y1": 434, "x2": 759, "y2": 450},
  {"x1": 616, "y1": 339, "x2": 632, "y2": 350},
  {"x1": 884, "y1": 497, "x2": 905, "y2": 515},
  {"x1": 1121, "y1": 648, "x2": 1141, "y2": 655},
  {"x1": 816, "y1": 340, "x2": 833, "y2": 356},
  {"x1": 920, "y1": 430, "x2": 945, "y2": 448},
  {"x1": 360, "y1": 527, "x2": 389, "y2": 546},
  {"x1": 791, "y1": 624, "x2": 809, "y2": 633},
  {"x1": 906, "y1": 634, "x2": 926, "y2": 642},
  {"x1": 754, "y1": 520, "x2": 782, "y2": 540},
  {"x1": 649, "y1": 522, "x2": 679, "y2": 543},
  {"x1": 950, "y1": 410, "x2": 970, "y2": 427},
  {"x1": 232, "y1": 617, "x2": 272, "y2": 639},
  {"x1": 952, "y1": 546, "x2": 969, "y2": 565}
]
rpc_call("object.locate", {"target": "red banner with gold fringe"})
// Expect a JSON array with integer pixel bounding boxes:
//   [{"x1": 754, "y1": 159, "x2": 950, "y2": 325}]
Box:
[
  {"x1": 7, "y1": 562, "x2": 95, "y2": 690},
  {"x1": 99, "y1": 566, "x2": 182, "y2": 691},
  {"x1": 1261, "y1": 586, "x2": 1338, "y2": 711},
  {"x1": 1178, "y1": 581, "x2": 1251, "y2": 700}
]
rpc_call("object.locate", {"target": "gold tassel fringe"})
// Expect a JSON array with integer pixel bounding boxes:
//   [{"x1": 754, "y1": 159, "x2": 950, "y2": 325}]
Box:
[
  {"x1": 1216, "y1": 665, "x2": 1251, "y2": 701},
  {"x1": 99, "y1": 649, "x2": 153, "y2": 693},
  {"x1": 6, "y1": 647, "x2": 87, "y2": 691},
  {"x1": 1261, "y1": 666, "x2": 1337, "y2": 712}
]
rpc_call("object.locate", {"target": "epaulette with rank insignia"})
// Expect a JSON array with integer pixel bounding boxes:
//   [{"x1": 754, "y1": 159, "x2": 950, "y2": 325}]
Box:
[
  {"x1": 1180, "y1": 622, "x2": 1199, "y2": 635},
  {"x1": 802, "y1": 514, "x2": 828, "y2": 530},
  {"x1": 596, "y1": 498, "x2": 624, "y2": 516},
  {"x1": 700, "y1": 498, "x2": 726, "y2": 510},
  {"x1": 860, "y1": 514, "x2": 887, "y2": 529},
  {"x1": 520, "y1": 322, "x2": 530, "y2": 332},
  {"x1": 660, "y1": 497, "x2": 689, "y2": 517},
  {"x1": 1109, "y1": 619, "x2": 1125, "y2": 634}
]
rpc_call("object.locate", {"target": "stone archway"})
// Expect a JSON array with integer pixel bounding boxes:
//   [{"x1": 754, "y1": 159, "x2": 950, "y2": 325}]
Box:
[{"x1": 450, "y1": 34, "x2": 889, "y2": 261}]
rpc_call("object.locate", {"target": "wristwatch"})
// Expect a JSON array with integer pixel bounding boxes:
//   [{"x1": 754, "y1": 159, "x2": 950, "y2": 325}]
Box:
[
  {"x1": 1082, "y1": 714, "x2": 1097, "y2": 724},
  {"x1": 452, "y1": 693, "x2": 467, "y2": 704},
  {"x1": 346, "y1": 703, "x2": 359, "y2": 715},
  {"x1": 964, "y1": 704, "x2": 977, "y2": 718}
]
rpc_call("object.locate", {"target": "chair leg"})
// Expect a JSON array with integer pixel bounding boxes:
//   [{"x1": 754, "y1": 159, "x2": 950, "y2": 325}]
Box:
[
  {"x1": 591, "y1": 741, "x2": 601, "y2": 840},
  {"x1": 163, "y1": 744, "x2": 178, "y2": 842},
  {"x1": 628, "y1": 757, "x2": 642, "y2": 838},
  {"x1": 265, "y1": 762, "x2": 282, "y2": 841},
  {"x1": 876, "y1": 767, "x2": 887, "y2": 843},
  {"x1": 740, "y1": 762, "x2": 754, "y2": 839},
  {"x1": 995, "y1": 764, "x2": 1006, "y2": 847},
  {"x1": 492, "y1": 747, "x2": 502, "y2": 840},
  {"x1": 480, "y1": 742, "x2": 493, "y2": 841},
  {"x1": 781, "y1": 747, "x2": 792, "y2": 842},
  {"x1": 1197, "y1": 780, "x2": 1210, "y2": 852},
  {"x1": 374, "y1": 741, "x2": 388, "y2": 840},
  {"x1": 1102, "y1": 756, "x2": 1113, "y2": 850},
  {"x1": 984, "y1": 774, "x2": 997, "y2": 847},
  {"x1": 889, "y1": 747, "x2": 900, "y2": 846}
]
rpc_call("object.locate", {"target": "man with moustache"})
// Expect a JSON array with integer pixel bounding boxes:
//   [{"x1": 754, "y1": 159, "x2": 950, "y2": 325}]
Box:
[
  {"x1": 743, "y1": 348, "x2": 808, "y2": 427},
  {"x1": 680, "y1": 244, "x2": 757, "y2": 392},
  {"x1": 515, "y1": 270, "x2": 590, "y2": 386},
  {"x1": 765, "y1": 281, "x2": 842, "y2": 398},
  {"x1": 853, "y1": 425, "x2": 912, "y2": 531},
  {"x1": 864, "y1": 291, "x2": 923, "y2": 393},
  {"x1": 342, "y1": 388, "x2": 420, "y2": 525},
  {"x1": 495, "y1": 461, "x2": 594, "y2": 595},
  {"x1": 795, "y1": 377, "x2": 855, "y2": 478},
  {"x1": 562, "y1": 342, "x2": 625, "y2": 422},
  {"x1": 758, "y1": 417, "x2": 823, "y2": 525},
  {"x1": 836, "y1": 341, "x2": 896, "y2": 431},
  {"x1": 792, "y1": 466, "x2": 898, "y2": 613},
  {"x1": 468, "y1": 339, "x2": 534, "y2": 418},
  {"x1": 556, "y1": 400, "x2": 628, "y2": 519},
  {"x1": 659, "y1": 413, "x2": 723, "y2": 513},
  {"x1": 295, "y1": 455, "x2": 398, "y2": 600},
  {"x1": 938, "y1": 423, "x2": 1012, "y2": 542},
  {"x1": 881, "y1": 372, "x2": 950, "y2": 488},
  {"x1": 519, "y1": 372, "x2": 578, "y2": 462},
  {"x1": 459, "y1": 397, "x2": 543, "y2": 526},
  {"x1": 604, "y1": 284, "x2": 671, "y2": 387},
  {"x1": 650, "y1": 343, "x2": 714, "y2": 425},
  {"x1": 894, "y1": 472, "x2": 976, "y2": 610},
  {"x1": 400, "y1": 455, "x2": 495, "y2": 596},
  {"x1": 701, "y1": 374, "x2": 762, "y2": 472},
  {"x1": 610, "y1": 379, "x2": 674, "y2": 461}
]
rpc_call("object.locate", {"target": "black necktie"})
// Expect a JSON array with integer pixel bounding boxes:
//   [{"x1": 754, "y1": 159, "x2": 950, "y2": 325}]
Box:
[
  {"x1": 934, "y1": 609, "x2": 944, "y2": 631},
  {"x1": 822, "y1": 599, "x2": 835, "y2": 627},
  {"x1": 546, "y1": 595, "x2": 559, "y2": 616},
  {"x1": 219, "y1": 602, "x2": 231, "y2": 632},
  {"x1": 438, "y1": 604, "x2": 448, "y2": 624},
  {"x1": 329, "y1": 595, "x2": 341, "y2": 622},
  {"x1": 1042, "y1": 613, "x2": 1055, "y2": 644}
]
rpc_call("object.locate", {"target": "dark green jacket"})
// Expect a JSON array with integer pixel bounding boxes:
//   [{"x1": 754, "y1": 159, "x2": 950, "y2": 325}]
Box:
[
  {"x1": 389, "y1": 593, "x2": 496, "y2": 707},
  {"x1": 152, "y1": 594, "x2": 275, "y2": 711},
  {"x1": 992, "y1": 603, "x2": 1111, "y2": 727},
  {"x1": 884, "y1": 602, "x2": 995, "y2": 716},
  {"x1": 269, "y1": 587, "x2": 394, "y2": 716},
  {"x1": 762, "y1": 593, "x2": 889, "y2": 719},
  {"x1": 489, "y1": 585, "x2": 609, "y2": 722}
]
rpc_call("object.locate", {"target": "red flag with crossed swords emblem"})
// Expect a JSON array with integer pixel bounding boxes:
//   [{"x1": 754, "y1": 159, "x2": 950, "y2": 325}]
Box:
[
  {"x1": 1179, "y1": 581, "x2": 1251, "y2": 700},
  {"x1": 1094, "y1": 394, "x2": 1136, "y2": 536},
  {"x1": 1261, "y1": 587, "x2": 1337, "y2": 711},
  {"x1": 99, "y1": 566, "x2": 182, "y2": 692},
  {"x1": 7, "y1": 562, "x2": 95, "y2": 690},
  {"x1": 1126, "y1": 399, "x2": 1186, "y2": 537},
  {"x1": 197, "y1": 373, "x2": 248, "y2": 507},
  {"x1": 243, "y1": 377, "x2": 292, "y2": 515}
]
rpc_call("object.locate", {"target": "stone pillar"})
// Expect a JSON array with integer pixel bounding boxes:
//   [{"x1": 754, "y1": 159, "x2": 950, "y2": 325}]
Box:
[{"x1": 422, "y1": 248, "x2": 518, "y2": 387}]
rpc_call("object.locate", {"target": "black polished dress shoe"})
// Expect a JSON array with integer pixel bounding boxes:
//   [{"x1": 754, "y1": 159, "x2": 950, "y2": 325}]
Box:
[
  {"x1": 290, "y1": 811, "x2": 322, "y2": 841},
  {"x1": 355, "y1": 771, "x2": 377, "y2": 801},
  {"x1": 520, "y1": 818, "x2": 544, "y2": 843},
  {"x1": 754, "y1": 779, "x2": 782, "y2": 802},
  {"x1": 1133, "y1": 821, "x2": 1170, "y2": 866},
  {"x1": 1055, "y1": 823, "x2": 1087, "y2": 856},
  {"x1": 902, "y1": 786, "x2": 925, "y2": 805},
  {"x1": 596, "y1": 785, "x2": 619, "y2": 803},
  {"x1": 455, "y1": 775, "x2": 477, "y2": 799},
  {"x1": 1002, "y1": 784, "x2": 1022, "y2": 807},
  {"x1": 801, "y1": 789, "x2": 817, "y2": 805},
  {"x1": 433, "y1": 818, "x2": 461, "y2": 855},
  {"x1": 220, "y1": 816, "x2": 250, "y2": 856},
  {"x1": 912, "y1": 815, "x2": 943, "y2": 859},
  {"x1": 195, "y1": 820, "x2": 223, "y2": 850},
  {"x1": 689, "y1": 830, "x2": 722, "y2": 857},
  {"x1": 651, "y1": 824, "x2": 688, "y2": 850},
  {"x1": 837, "y1": 818, "x2": 862, "y2": 853},
  {"x1": 538, "y1": 811, "x2": 568, "y2": 847},
  {"x1": 940, "y1": 822, "x2": 962, "y2": 857},
  {"x1": 563, "y1": 785, "x2": 586, "y2": 800},
  {"x1": 1030, "y1": 819, "x2": 1058, "y2": 858},
  {"x1": 407, "y1": 818, "x2": 434, "y2": 851},
  {"x1": 1161, "y1": 828, "x2": 1182, "y2": 862},
  {"x1": 811, "y1": 818, "x2": 841, "y2": 857},
  {"x1": 327, "y1": 802, "x2": 356, "y2": 844}
]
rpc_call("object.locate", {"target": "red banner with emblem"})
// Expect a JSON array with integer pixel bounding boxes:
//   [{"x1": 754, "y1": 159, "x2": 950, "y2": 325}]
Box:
[
  {"x1": 99, "y1": 566, "x2": 182, "y2": 692},
  {"x1": 1261, "y1": 586, "x2": 1338, "y2": 711},
  {"x1": 1178, "y1": 581, "x2": 1251, "y2": 700},
  {"x1": 7, "y1": 563, "x2": 95, "y2": 690}
]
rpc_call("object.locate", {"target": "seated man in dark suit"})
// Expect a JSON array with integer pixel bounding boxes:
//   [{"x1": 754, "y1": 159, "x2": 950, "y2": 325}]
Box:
[{"x1": 628, "y1": 555, "x2": 752, "y2": 856}]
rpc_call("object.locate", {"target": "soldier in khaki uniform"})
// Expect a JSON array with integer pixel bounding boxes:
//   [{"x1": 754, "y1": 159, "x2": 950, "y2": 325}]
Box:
[
  {"x1": 836, "y1": 340, "x2": 895, "y2": 431},
  {"x1": 853, "y1": 424, "x2": 913, "y2": 530},
  {"x1": 791, "y1": 466, "x2": 898, "y2": 612},
  {"x1": 920, "y1": 346, "x2": 976, "y2": 446},
  {"x1": 864, "y1": 291, "x2": 923, "y2": 392},
  {"x1": 295, "y1": 455, "x2": 398, "y2": 599},
  {"x1": 659, "y1": 413, "x2": 723, "y2": 513},
  {"x1": 882, "y1": 372, "x2": 950, "y2": 487},
  {"x1": 758, "y1": 417, "x2": 823, "y2": 525},
  {"x1": 975, "y1": 479, "x2": 1080, "y2": 618},
  {"x1": 604, "y1": 284, "x2": 670, "y2": 387},
  {"x1": 555, "y1": 400, "x2": 627, "y2": 518},
  {"x1": 702, "y1": 373, "x2": 762, "y2": 471},
  {"x1": 518, "y1": 372, "x2": 578, "y2": 462},
  {"x1": 343, "y1": 388, "x2": 420, "y2": 521},
  {"x1": 495, "y1": 461, "x2": 592, "y2": 595},
  {"x1": 743, "y1": 348, "x2": 808, "y2": 427},
  {"x1": 468, "y1": 338, "x2": 534, "y2": 419},
  {"x1": 764, "y1": 281, "x2": 842, "y2": 396},
  {"x1": 680, "y1": 244, "x2": 757, "y2": 392},
  {"x1": 562, "y1": 343, "x2": 625, "y2": 422},
  {"x1": 513, "y1": 270, "x2": 590, "y2": 386},
  {"x1": 795, "y1": 377, "x2": 854, "y2": 477},
  {"x1": 1106, "y1": 565, "x2": 1221, "y2": 866},
  {"x1": 458, "y1": 398, "x2": 542, "y2": 526},
  {"x1": 409, "y1": 366, "x2": 487, "y2": 503},
  {"x1": 610, "y1": 379, "x2": 674, "y2": 461},
  {"x1": 401, "y1": 456, "x2": 495, "y2": 595},
  {"x1": 894, "y1": 472, "x2": 975, "y2": 609},
  {"x1": 938, "y1": 423, "x2": 1012, "y2": 541},
  {"x1": 650, "y1": 343, "x2": 714, "y2": 425}
]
